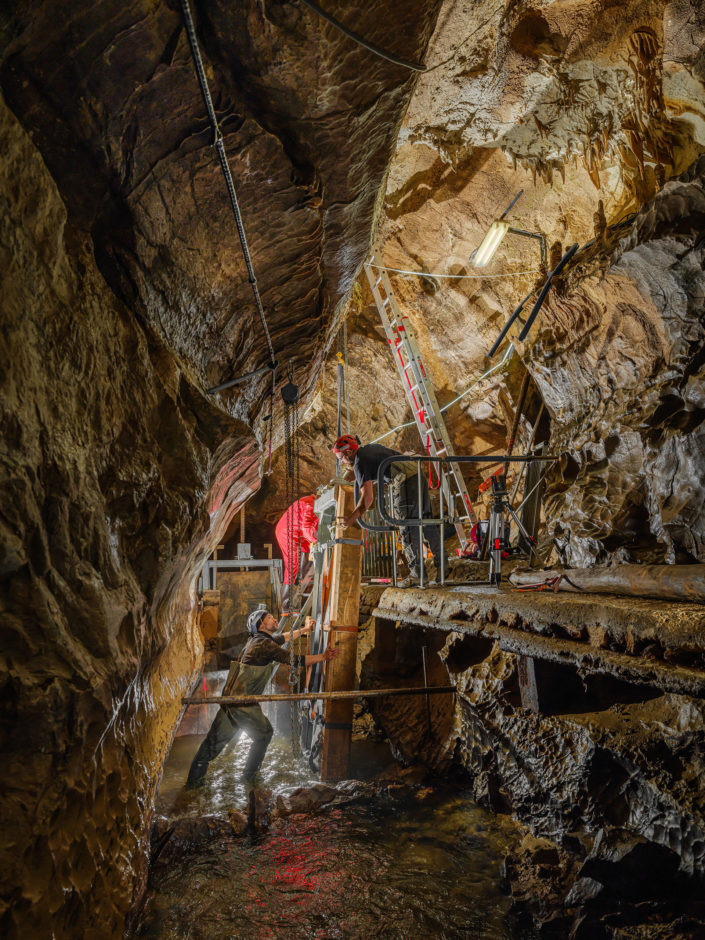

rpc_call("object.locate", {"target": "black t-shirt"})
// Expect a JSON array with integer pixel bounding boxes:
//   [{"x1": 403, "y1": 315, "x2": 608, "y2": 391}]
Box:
[{"x1": 354, "y1": 444, "x2": 403, "y2": 488}]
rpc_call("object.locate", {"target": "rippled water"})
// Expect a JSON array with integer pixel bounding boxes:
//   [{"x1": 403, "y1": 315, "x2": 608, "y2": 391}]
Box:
[{"x1": 137, "y1": 724, "x2": 531, "y2": 940}]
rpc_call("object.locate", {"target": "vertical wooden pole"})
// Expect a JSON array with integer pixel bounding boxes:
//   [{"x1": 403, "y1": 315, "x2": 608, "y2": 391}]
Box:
[
  {"x1": 240, "y1": 505, "x2": 246, "y2": 543},
  {"x1": 517, "y1": 655, "x2": 540, "y2": 713},
  {"x1": 320, "y1": 484, "x2": 363, "y2": 782}
]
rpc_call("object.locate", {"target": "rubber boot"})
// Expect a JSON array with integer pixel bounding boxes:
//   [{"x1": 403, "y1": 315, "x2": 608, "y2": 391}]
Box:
[
  {"x1": 185, "y1": 709, "x2": 239, "y2": 789},
  {"x1": 241, "y1": 724, "x2": 274, "y2": 780}
]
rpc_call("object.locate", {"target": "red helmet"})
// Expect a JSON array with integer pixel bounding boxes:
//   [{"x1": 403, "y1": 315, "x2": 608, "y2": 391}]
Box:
[{"x1": 332, "y1": 434, "x2": 359, "y2": 457}]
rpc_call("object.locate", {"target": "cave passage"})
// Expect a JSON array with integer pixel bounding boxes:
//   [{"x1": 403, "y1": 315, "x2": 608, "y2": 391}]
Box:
[{"x1": 3, "y1": 0, "x2": 705, "y2": 937}]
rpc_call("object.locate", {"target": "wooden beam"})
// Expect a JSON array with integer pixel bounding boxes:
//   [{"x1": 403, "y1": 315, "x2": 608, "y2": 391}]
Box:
[
  {"x1": 372, "y1": 603, "x2": 705, "y2": 699},
  {"x1": 320, "y1": 484, "x2": 363, "y2": 781},
  {"x1": 182, "y1": 686, "x2": 455, "y2": 706},
  {"x1": 517, "y1": 655, "x2": 540, "y2": 713}
]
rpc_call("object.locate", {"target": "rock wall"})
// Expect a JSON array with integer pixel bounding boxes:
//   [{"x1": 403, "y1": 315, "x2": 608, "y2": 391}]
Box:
[
  {"x1": 364, "y1": 618, "x2": 705, "y2": 934},
  {"x1": 0, "y1": 93, "x2": 260, "y2": 936},
  {"x1": 253, "y1": 0, "x2": 705, "y2": 566},
  {"x1": 0, "y1": 2, "x2": 443, "y2": 933}
]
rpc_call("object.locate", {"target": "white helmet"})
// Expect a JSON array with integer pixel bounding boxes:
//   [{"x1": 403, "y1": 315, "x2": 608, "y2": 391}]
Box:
[{"x1": 247, "y1": 606, "x2": 268, "y2": 636}]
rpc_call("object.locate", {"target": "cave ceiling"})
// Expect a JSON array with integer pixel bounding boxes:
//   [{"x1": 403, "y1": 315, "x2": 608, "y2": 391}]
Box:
[
  {"x1": 2, "y1": 0, "x2": 705, "y2": 552},
  {"x1": 1, "y1": 0, "x2": 441, "y2": 423}
]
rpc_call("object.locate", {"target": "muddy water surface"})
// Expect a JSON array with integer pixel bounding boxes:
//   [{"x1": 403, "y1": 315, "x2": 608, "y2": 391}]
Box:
[{"x1": 136, "y1": 729, "x2": 530, "y2": 939}]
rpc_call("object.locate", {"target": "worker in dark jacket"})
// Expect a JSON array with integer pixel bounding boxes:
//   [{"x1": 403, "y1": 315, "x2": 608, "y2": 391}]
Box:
[
  {"x1": 185, "y1": 608, "x2": 337, "y2": 788},
  {"x1": 332, "y1": 434, "x2": 448, "y2": 584}
]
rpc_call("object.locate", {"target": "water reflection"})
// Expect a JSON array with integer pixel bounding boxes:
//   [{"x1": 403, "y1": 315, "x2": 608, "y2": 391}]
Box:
[{"x1": 141, "y1": 731, "x2": 529, "y2": 939}]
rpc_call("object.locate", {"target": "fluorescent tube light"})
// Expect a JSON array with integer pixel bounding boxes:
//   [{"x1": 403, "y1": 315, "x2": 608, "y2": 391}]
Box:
[{"x1": 471, "y1": 220, "x2": 510, "y2": 267}]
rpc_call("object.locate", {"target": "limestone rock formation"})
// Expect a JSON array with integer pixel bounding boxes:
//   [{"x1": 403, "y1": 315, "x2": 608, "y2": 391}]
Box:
[
  {"x1": 363, "y1": 621, "x2": 705, "y2": 934},
  {"x1": 0, "y1": 1, "x2": 442, "y2": 934},
  {"x1": 1, "y1": 0, "x2": 705, "y2": 934}
]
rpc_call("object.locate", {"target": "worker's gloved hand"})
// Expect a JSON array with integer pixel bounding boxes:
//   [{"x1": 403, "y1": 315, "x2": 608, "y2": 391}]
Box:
[
  {"x1": 303, "y1": 616, "x2": 315, "y2": 633},
  {"x1": 324, "y1": 647, "x2": 340, "y2": 662}
]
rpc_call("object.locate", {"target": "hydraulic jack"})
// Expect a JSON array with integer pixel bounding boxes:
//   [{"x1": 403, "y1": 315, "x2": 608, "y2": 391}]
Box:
[{"x1": 488, "y1": 472, "x2": 537, "y2": 585}]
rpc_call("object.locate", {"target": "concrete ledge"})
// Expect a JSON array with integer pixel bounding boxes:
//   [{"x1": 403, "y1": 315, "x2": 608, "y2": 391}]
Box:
[{"x1": 364, "y1": 583, "x2": 705, "y2": 698}]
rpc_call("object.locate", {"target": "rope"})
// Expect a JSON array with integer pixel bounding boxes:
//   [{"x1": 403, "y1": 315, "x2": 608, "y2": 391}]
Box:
[
  {"x1": 179, "y1": 0, "x2": 276, "y2": 367},
  {"x1": 365, "y1": 262, "x2": 542, "y2": 280},
  {"x1": 298, "y1": 0, "x2": 427, "y2": 72}
]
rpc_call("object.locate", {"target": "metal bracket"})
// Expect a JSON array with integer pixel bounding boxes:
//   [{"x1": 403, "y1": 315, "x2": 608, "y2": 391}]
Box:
[{"x1": 314, "y1": 537, "x2": 363, "y2": 549}]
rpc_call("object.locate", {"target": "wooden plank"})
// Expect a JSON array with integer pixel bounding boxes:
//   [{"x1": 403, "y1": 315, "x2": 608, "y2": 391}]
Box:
[
  {"x1": 320, "y1": 484, "x2": 363, "y2": 781},
  {"x1": 182, "y1": 686, "x2": 455, "y2": 705},
  {"x1": 517, "y1": 655, "x2": 540, "y2": 713}
]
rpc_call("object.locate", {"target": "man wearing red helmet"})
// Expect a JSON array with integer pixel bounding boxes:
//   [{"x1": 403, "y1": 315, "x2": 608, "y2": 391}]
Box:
[{"x1": 332, "y1": 435, "x2": 448, "y2": 583}]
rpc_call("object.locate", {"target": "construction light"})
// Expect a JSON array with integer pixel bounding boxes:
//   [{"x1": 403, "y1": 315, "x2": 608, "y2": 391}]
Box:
[
  {"x1": 471, "y1": 220, "x2": 511, "y2": 267},
  {"x1": 470, "y1": 190, "x2": 547, "y2": 268}
]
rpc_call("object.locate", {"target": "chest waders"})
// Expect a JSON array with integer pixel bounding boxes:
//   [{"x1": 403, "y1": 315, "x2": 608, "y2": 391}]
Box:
[{"x1": 185, "y1": 660, "x2": 278, "y2": 787}]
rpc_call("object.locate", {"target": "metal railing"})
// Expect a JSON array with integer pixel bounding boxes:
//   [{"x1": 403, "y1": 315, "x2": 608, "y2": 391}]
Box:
[{"x1": 362, "y1": 454, "x2": 555, "y2": 587}]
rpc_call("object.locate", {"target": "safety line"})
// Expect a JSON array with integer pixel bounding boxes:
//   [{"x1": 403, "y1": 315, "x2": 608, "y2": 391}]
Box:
[
  {"x1": 365, "y1": 262, "x2": 542, "y2": 280},
  {"x1": 179, "y1": 0, "x2": 276, "y2": 368},
  {"x1": 298, "y1": 0, "x2": 427, "y2": 71},
  {"x1": 370, "y1": 342, "x2": 515, "y2": 445}
]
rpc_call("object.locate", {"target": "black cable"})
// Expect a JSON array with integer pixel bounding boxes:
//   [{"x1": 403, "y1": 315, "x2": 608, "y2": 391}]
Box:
[
  {"x1": 488, "y1": 290, "x2": 533, "y2": 358},
  {"x1": 179, "y1": 0, "x2": 277, "y2": 368},
  {"x1": 297, "y1": 0, "x2": 427, "y2": 72},
  {"x1": 518, "y1": 243, "x2": 579, "y2": 342}
]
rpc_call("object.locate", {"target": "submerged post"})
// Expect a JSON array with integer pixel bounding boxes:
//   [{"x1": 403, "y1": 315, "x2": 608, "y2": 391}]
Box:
[{"x1": 320, "y1": 483, "x2": 363, "y2": 782}]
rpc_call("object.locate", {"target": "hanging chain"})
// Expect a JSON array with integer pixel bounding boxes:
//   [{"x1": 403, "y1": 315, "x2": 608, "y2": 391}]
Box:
[
  {"x1": 282, "y1": 362, "x2": 301, "y2": 756},
  {"x1": 343, "y1": 317, "x2": 351, "y2": 434}
]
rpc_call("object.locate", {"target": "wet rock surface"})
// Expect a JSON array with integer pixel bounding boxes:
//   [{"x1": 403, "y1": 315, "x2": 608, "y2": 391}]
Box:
[
  {"x1": 361, "y1": 614, "x2": 705, "y2": 936},
  {"x1": 1, "y1": 0, "x2": 705, "y2": 934},
  {"x1": 0, "y1": 3, "x2": 441, "y2": 934}
]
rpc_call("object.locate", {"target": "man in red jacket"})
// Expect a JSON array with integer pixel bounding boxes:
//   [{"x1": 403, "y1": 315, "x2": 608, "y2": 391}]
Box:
[{"x1": 275, "y1": 494, "x2": 319, "y2": 600}]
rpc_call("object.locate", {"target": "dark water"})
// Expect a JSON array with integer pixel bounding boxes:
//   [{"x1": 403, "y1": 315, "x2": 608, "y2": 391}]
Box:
[{"x1": 136, "y1": 729, "x2": 530, "y2": 940}]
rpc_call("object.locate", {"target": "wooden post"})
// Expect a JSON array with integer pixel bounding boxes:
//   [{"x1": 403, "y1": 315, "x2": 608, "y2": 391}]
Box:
[
  {"x1": 320, "y1": 484, "x2": 363, "y2": 781},
  {"x1": 517, "y1": 655, "x2": 540, "y2": 713},
  {"x1": 240, "y1": 505, "x2": 246, "y2": 543}
]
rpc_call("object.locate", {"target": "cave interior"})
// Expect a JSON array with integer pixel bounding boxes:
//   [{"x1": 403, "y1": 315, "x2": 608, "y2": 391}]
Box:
[{"x1": 1, "y1": 0, "x2": 705, "y2": 936}]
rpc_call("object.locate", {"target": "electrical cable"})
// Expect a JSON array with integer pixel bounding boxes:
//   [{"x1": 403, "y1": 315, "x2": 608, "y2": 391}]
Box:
[
  {"x1": 518, "y1": 243, "x2": 579, "y2": 341},
  {"x1": 297, "y1": 0, "x2": 427, "y2": 72},
  {"x1": 370, "y1": 342, "x2": 515, "y2": 445},
  {"x1": 365, "y1": 262, "x2": 542, "y2": 280},
  {"x1": 179, "y1": 0, "x2": 277, "y2": 370},
  {"x1": 343, "y1": 318, "x2": 351, "y2": 434}
]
